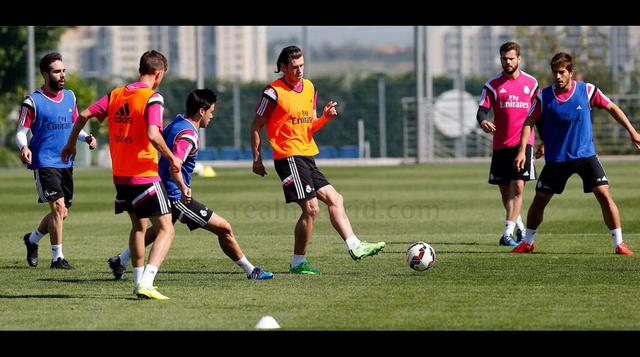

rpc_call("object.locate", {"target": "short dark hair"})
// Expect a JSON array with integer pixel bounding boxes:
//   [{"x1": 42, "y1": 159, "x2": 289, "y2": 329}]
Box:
[
  {"x1": 550, "y1": 52, "x2": 573, "y2": 72},
  {"x1": 186, "y1": 89, "x2": 217, "y2": 117},
  {"x1": 499, "y1": 41, "x2": 520, "y2": 56},
  {"x1": 139, "y1": 50, "x2": 168, "y2": 75},
  {"x1": 275, "y1": 45, "x2": 303, "y2": 73},
  {"x1": 39, "y1": 52, "x2": 62, "y2": 74}
]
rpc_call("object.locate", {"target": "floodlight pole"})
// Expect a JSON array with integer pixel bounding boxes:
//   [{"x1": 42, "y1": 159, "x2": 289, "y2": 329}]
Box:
[
  {"x1": 196, "y1": 26, "x2": 206, "y2": 149},
  {"x1": 425, "y1": 26, "x2": 434, "y2": 160},
  {"x1": 27, "y1": 26, "x2": 35, "y2": 93},
  {"x1": 378, "y1": 74, "x2": 387, "y2": 158},
  {"x1": 415, "y1": 26, "x2": 426, "y2": 164},
  {"x1": 233, "y1": 80, "x2": 241, "y2": 149},
  {"x1": 457, "y1": 26, "x2": 466, "y2": 158}
]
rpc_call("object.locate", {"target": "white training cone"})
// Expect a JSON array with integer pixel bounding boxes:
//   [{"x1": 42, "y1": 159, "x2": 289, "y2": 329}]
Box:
[{"x1": 255, "y1": 315, "x2": 280, "y2": 330}]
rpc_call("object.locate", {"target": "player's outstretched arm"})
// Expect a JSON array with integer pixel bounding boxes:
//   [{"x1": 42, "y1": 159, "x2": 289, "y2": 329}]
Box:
[
  {"x1": 61, "y1": 108, "x2": 93, "y2": 164},
  {"x1": 250, "y1": 114, "x2": 267, "y2": 176},
  {"x1": 85, "y1": 133, "x2": 97, "y2": 150},
  {"x1": 606, "y1": 102, "x2": 640, "y2": 150}
]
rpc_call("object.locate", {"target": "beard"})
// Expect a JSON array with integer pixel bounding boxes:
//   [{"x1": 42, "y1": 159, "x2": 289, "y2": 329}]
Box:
[
  {"x1": 48, "y1": 79, "x2": 64, "y2": 92},
  {"x1": 503, "y1": 65, "x2": 518, "y2": 75}
]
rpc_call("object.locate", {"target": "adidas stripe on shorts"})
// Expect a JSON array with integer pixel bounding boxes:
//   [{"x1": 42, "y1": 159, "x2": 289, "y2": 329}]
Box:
[
  {"x1": 171, "y1": 198, "x2": 213, "y2": 231},
  {"x1": 273, "y1": 156, "x2": 330, "y2": 203}
]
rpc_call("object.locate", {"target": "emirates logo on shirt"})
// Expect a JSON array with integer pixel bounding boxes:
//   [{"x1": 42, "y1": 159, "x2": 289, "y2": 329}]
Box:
[
  {"x1": 499, "y1": 95, "x2": 530, "y2": 109},
  {"x1": 291, "y1": 109, "x2": 313, "y2": 125},
  {"x1": 47, "y1": 116, "x2": 72, "y2": 130}
]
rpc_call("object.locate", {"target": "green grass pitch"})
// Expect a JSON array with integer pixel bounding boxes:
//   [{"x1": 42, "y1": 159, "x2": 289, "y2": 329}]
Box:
[{"x1": 1, "y1": 162, "x2": 639, "y2": 330}]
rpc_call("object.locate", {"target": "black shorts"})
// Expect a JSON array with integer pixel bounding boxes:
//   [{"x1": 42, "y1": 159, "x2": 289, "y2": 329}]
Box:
[
  {"x1": 274, "y1": 156, "x2": 331, "y2": 203},
  {"x1": 34, "y1": 168, "x2": 73, "y2": 208},
  {"x1": 114, "y1": 182, "x2": 171, "y2": 218},
  {"x1": 536, "y1": 155, "x2": 608, "y2": 194},
  {"x1": 171, "y1": 198, "x2": 213, "y2": 231},
  {"x1": 489, "y1": 145, "x2": 536, "y2": 185}
]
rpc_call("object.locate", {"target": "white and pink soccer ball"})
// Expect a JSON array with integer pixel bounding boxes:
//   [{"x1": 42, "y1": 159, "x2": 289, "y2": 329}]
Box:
[{"x1": 406, "y1": 241, "x2": 436, "y2": 271}]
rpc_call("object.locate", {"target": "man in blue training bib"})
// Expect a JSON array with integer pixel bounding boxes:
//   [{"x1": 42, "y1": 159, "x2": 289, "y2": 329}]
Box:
[
  {"x1": 16, "y1": 52, "x2": 96, "y2": 269},
  {"x1": 513, "y1": 52, "x2": 640, "y2": 255}
]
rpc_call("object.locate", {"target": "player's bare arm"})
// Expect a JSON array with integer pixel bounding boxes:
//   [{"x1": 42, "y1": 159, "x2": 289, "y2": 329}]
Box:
[
  {"x1": 61, "y1": 108, "x2": 92, "y2": 164},
  {"x1": 250, "y1": 114, "x2": 268, "y2": 176},
  {"x1": 147, "y1": 125, "x2": 180, "y2": 173},
  {"x1": 170, "y1": 157, "x2": 190, "y2": 204},
  {"x1": 323, "y1": 100, "x2": 338, "y2": 119},
  {"x1": 605, "y1": 102, "x2": 640, "y2": 150},
  {"x1": 514, "y1": 117, "x2": 535, "y2": 170},
  {"x1": 85, "y1": 134, "x2": 97, "y2": 150},
  {"x1": 311, "y1": 100, "x2": 338, "y2": 133}
]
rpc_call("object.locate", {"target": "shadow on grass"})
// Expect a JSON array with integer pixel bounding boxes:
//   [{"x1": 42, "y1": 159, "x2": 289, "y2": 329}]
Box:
[
  {"x1": 161, "y1": 270, "x2": 293, "y2": 276},
  {"x1": 0, "y1": 265, "x2": 38, "y2": 270},
  {"x1": 389, "y1": 242, "x2": 480, "y2": 246},
  {"x1": 0, "y1": 294, "x2": 74, "y2": 299},
  {"x1": 37, "y1": 278, "x2": 116, "y2": 283},
  {"x1": 0, "y1": 294, "x2": 124, "y2": 299}
]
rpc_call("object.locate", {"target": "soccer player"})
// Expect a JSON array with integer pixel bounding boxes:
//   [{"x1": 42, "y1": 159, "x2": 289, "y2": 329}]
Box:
[
  {"x1": 250, "y1": 45, "x2": 385, "y2": 275},
  {"x1": 107, "y1": 89, "x2": 273, "y2": 281},
  {"x1": 17, "y1": 52, "x2": 97, "y2": 270},
  {"x1": 62, "y1": 50, "x2": 181, "y2": 299},
  {"x1": 513, "y1": 52, "x2": 640, "y2": 255},
  {"x1": 476, "y1": 41, "x2": 541, "y2": 247}
]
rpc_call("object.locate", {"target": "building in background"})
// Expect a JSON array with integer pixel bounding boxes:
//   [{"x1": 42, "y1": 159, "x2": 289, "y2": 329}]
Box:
[
  {"x1": 95, "y1": 26, "x2": 151, "y2": 80},
  {"x1": 59, "y1": 26, "x2": 638, "y2": 81},
  {"x1": 58, "y1": 26, "x2": 220, "y2": 82},
  {"x1": 215, "y1": 26, "x2": 267, "y2": 82}
]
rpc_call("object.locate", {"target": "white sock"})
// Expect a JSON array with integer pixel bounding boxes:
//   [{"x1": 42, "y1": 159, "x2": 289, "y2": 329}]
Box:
[
  {"x1": 345, "y1": 235, "x2": 361, "y2": 250},
  {"x1": 611, "y1": 228, "x2": 623, "y2": 247},
  {"x1": 51, "y1": 244, "x2": 63, "y2": 261},
  {"x1": 29, "y1": 229, "x2": 45, "y2": 245},
  {"x1": 119, "y1": 248, "x2": 131, "y2": 268},
  {"x1": 524, "y1": 229, "x2": 536, "y2": 244},
  {"x1": 132, "y1": 266, "x2": 144, "y2": 288},
  {"x1": 503, "y1": 221, "x2": 516, "y2": 237},
  {"x1": 140, "y1": 264, "x2": 158, "y2": 288},
  {"x1": 234, "y1": 256, "x2": 255, "y2": 275},
  {"x1": 291, "y1": 254, "x2": 306, "y2": 268},
  {"x1": 516, "y1": 216, "x2": 525, "y2": 232}
]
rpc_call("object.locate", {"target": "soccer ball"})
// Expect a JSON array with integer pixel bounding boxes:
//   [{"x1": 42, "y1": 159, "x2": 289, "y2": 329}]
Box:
[{"x1": 406, "y1": 241, "x2": 436, "y2": 271}]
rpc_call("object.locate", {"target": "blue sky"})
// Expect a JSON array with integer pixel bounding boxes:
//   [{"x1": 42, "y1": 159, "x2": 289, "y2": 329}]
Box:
[{"x1": 267, "y1": 26, "x2": 414, "y2": 47}]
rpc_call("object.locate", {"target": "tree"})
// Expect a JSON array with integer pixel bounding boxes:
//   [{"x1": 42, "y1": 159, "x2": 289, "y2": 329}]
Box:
[
  {"x1": 0, "y1": 26, "x2": 69, "y2": 93},
  {"x1": 513, "y1": 26, "x2": 563, "y2": 88},
  {"x1": 0, "y1": 26, "x2": 69, "y2": 147}
]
